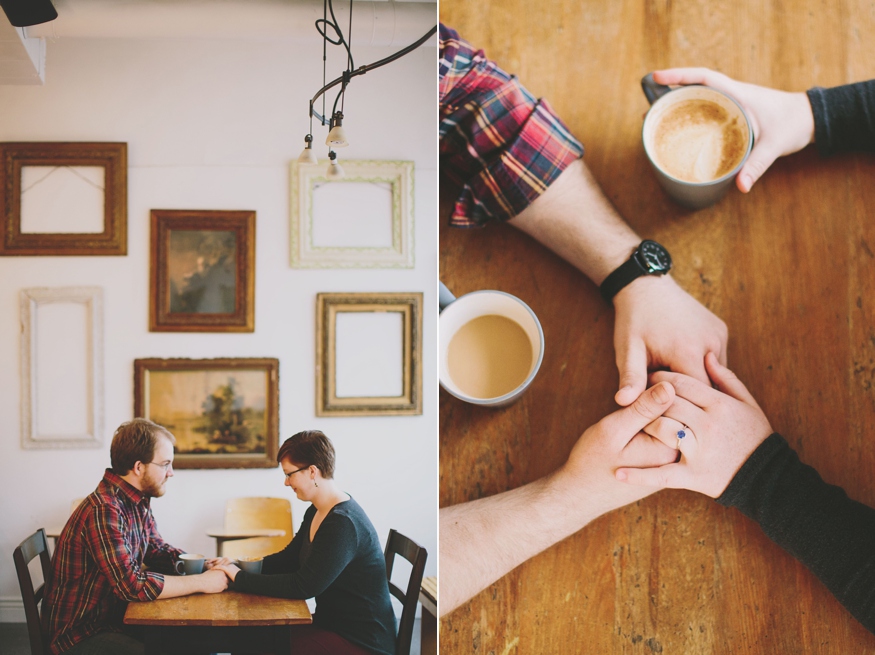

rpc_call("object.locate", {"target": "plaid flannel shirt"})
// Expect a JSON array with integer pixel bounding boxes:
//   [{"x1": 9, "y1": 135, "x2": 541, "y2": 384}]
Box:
[
  {"x1": 43, "y1": 469, "x2": 183, "y2": 655},
  {"x1": 439, "y1": 24, "x2": 584, "y2": 227}
]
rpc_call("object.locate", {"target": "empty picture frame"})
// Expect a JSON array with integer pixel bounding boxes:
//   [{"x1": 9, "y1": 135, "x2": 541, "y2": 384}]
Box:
[
  {"x1": 133, "y1": 357, "x2": 279, "y2": 469},
  {"x1": 316, "y1": 292, "x2": 423, "y2": 416},
  {"x1": 291, "y1": 160, "x2": 414, "y2": 269},
  {"x1": 1, "y1": 142, "x2": 127, "y2": 256},
  {"x1": 150, "y1": 209, "x2": 256, "y2": 332},
  {"x1": 20, "y1": 287, "x2": 104, "y2": 449}
]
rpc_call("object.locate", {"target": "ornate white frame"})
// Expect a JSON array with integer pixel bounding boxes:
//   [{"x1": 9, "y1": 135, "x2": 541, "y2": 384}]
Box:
[
  {"x1": 290, "y1": 160, "x2": 414, "y2": 268},
  {"x1": 20, "y1": 286, "x2": 104, "y2": 449}
]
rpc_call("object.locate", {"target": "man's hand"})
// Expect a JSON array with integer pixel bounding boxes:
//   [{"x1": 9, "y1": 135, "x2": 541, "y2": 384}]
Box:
[
  {"x1": 204, "y1": 557, "x2": 234, "y2": 570},
  {"x1": 198, "y1": 568, "x2": 230, "y2": 594},
  {"x1": 440, "y1": 382, "x2": 678, "y2": 616},
  {"x1": 214, "y1": 563, "x2": 242, "y2": 583},
  {"x1": 616, "y1": 353, "x2": 773, "y2": 498},
  {"x1": 652, "y1": 68, "x2": 815, "y2": 193},
  {"x1": 553, "y1": 380, "x2": 681, "y2": 513},
  {"x1": 612, "y1": 275, "x2": 728, "y2": 406}
]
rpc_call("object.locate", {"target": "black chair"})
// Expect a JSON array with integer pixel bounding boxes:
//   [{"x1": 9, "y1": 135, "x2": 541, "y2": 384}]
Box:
[
  {"x1": 384, "y1": 529, "x2": 428, "y2": 655},
  {"x1": 13, "y1": 528, "x2": 52, "y2": 655}
]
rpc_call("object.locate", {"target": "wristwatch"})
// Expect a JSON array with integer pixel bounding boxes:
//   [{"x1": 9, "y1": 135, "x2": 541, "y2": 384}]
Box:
[{"x1": 599, "y1": 240, "x2": 672, "y2": 303}]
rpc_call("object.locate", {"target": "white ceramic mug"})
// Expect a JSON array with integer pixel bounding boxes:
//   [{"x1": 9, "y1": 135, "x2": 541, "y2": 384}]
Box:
[
  {"x1": 641, "y1": 73, "x2": 754, "y2": 209},
  {"x1": 439, "y1": 282, "x2": 544, "y2": 408}
]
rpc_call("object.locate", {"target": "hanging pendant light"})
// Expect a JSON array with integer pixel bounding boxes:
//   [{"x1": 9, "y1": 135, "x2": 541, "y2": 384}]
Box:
[
  {"x1": 298, "y1": 134, "x2": 318, "y2": 164},
  {"x1": 325, "y1": 111, "x2": 349, "y2": 148},
  {"x1": 327, "y1": 150, "x2": 345, "y2": 179}
]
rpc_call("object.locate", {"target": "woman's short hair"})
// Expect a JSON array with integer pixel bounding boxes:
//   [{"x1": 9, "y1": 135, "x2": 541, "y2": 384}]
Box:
[
  {"x1": 276, "y1": 430, "x2": 336, "y2": 479},
  {"x1": 110, "y1": 418, "x2": 176, "y2": 475}
]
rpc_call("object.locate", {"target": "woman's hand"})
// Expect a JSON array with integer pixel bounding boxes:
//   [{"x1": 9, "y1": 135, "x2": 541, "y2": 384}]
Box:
[
  {"x1": 615, "y1": 352, "x2": 773, "y2": 498},
  {"x1": 652, "y1": 68, "x2": 815, "y2": 193},
  {"x1": 204, "y1": 557, "x2": 234, "y2": 570},
  {"x1": 213, "y1": 563, "x2": 241, "y2": 582}
]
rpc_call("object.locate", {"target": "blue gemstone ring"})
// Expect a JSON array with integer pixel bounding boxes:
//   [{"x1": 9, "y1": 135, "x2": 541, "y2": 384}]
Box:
[{"x1": 676, "y1": 424, "x2": 690, "y2": 448}]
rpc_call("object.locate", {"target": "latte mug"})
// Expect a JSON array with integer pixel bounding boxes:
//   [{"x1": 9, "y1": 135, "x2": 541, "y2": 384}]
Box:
[
  {"x1": 641, "y1": 72, "x2": 754, "y2": 209},
  {"x1": 236, "y1": 556, "x2": 264, "y2": 574},
  {"x1": 439, "y1": 282, "x2": 544, "y2": 408},
  {"x1": 175, "y1": 553, "x2": 205, "y2": 575}
]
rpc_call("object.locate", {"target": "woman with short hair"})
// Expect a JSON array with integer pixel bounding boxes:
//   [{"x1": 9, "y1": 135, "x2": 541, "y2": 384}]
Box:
[{"x1": 216, "y1": 430, "x2": 396, "y2": 655}]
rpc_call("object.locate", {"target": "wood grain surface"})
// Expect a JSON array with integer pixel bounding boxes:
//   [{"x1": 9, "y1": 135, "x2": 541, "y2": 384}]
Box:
[
  {"x1": 439, "y1": 0, "x2": 875, "y2": 652},
  {"x1": 124, "y1": 591, "x2": 312, "y2": 627}
]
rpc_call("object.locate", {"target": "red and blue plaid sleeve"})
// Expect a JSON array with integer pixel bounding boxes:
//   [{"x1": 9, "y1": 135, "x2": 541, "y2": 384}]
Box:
[{"x1": 439, "y1": 24, "x2": 584, "y2": 227}]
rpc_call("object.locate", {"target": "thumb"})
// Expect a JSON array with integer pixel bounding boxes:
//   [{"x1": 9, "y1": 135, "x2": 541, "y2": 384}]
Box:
[
  {"x1": 606, "y1": 381, "x2": 675, "y2": 445},
  {"x1": 736, "y1": 141, "x2": 781, "y2": 193},
  {"x1": 616, "y1": 462, "x2": 687, "y2": 489},
  {"x1": 615, "y1": 338, "x2": 648, "y2": 406}
]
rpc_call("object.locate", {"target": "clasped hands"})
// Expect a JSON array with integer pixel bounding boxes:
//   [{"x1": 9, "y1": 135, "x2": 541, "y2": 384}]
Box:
[{"x1": 557, "y1": 352, "x2": 773, "y2": 516}]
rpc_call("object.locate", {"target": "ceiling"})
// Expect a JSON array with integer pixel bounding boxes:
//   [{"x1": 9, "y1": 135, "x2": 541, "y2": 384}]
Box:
[{"x1": 0, "y1": 0, "x2": 437, "y2": 84}]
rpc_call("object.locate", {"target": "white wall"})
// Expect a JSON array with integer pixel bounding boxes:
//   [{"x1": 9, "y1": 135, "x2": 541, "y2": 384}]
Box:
[{"x1": 0, "y1": 32, "x2": 437, "y2": 620}]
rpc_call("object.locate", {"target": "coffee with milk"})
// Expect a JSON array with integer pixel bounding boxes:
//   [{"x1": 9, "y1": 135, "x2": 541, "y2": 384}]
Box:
[{"x1": 648, "y1": 98, "x2": 748, "y2": 183}]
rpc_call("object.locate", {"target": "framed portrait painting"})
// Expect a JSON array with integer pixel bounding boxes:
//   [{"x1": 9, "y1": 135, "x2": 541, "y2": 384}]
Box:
[
  {"x1": 150, "y1": 209, "x2": 255, "y2": 332},
  {"x1": 134, "y1": 358, "x2": 279, "y2": 469}
]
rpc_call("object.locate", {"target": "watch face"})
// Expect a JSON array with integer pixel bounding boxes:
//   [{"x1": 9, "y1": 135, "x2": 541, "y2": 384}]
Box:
[{"x1": 638, "y1": 240, "x2": 672, "y2": 273}]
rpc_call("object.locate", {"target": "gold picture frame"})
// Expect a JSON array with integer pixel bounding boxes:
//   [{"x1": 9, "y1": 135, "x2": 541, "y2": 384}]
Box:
[
  {"x1": 316, "y1": 292, "x2": 423, "y2": 416},
  {"x1": 0, "y1": 142, "x2": 127, "y2": 256},
  {"x1": 149, "y1": 209, "x2": 256, "y2": 332},
  {"x1": 133, "y1": 357, "x2": 279, "y2": 469}
]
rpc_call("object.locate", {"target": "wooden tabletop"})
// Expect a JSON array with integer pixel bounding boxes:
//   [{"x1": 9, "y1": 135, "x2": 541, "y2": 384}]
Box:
[
  {"x1": 440, "y1": 0, "x2": 875, "y2": 652},
  {"x1": 124, "y1": 591, "x2": 312, "y2": 627}
]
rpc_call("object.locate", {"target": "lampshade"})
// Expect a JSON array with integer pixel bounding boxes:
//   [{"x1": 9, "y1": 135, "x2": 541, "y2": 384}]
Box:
[
  {"x1": 325, "y1": 124, "x2": 349, "y2": 148},
  {"x1": 298, "y1": 147, "x2": 318, "y2": 164},
  {"x1": 327, "y1": 158, "x2": 345, "y2": 179}
]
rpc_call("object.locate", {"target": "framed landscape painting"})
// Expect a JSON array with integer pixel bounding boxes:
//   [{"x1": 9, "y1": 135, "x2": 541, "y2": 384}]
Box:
[
  {"x1": 134, "y1": 358, "x2": 278, "y2": 469},
  {"x1": 149, "y1": 209, "x2": 255, "y2": 332}
]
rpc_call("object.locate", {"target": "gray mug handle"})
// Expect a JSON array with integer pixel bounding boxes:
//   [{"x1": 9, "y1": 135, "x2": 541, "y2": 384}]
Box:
[
  {"x1": 641, "y1": 72, "x2": 672, "y2": 105},
  {"x1": 439, "y1": 282, "x2": 456, "y2": 312},
  {"x1": 174, "y1": 560, "x2": 185, "y2": 575}
]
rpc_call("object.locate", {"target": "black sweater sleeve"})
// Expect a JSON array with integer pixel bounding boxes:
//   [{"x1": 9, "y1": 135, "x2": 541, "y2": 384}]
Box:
[
  {"x1": 231, "y1": 511, "x2": 359, "y2": 600},
  {"x1": 717, "y1": 433, "x2": 875, "y2": 633},
  {"x1": 807, "y1": 80, "x2": 875, "y2": 155}
]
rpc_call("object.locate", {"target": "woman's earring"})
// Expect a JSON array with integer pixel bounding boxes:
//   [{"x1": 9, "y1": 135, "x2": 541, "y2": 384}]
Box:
[{"x1": 314, "y1": 480, "x2": 319, "y2": 488}]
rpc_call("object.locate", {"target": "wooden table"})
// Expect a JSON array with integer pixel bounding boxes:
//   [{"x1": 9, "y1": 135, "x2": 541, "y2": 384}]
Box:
[
  {"x1": 124, "y1": 590, "x2": 311, "y2": 654},
  {"x1": 419, "y1": 576, "x2": 437, "y2": 655},
  {"x1": 440, "y1": 0, "x2": 875, "y2": 652}
]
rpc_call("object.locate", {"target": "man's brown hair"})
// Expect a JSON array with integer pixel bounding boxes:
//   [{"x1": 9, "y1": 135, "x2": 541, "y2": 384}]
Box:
[
  {"x1": 110, "y1": 418, "x2": 175, "y2": 475},
  {"x1": 276, "y1": 430, "x2": 336, "y2": 479}
]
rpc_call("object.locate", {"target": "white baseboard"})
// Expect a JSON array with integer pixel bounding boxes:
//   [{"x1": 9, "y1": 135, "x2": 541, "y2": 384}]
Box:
[{"x1": 0, "y1": 596, "x2": 26, "y2": 623}]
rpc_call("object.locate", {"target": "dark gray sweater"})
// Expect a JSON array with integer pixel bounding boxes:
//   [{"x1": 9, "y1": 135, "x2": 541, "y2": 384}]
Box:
[
  {"x1": 718, "y1": 433, "x2": 875, "y2": 633},
  {"x1": 231, "y1": 498, "x2": 396, "y2": 655},
  {"x1": 808, "y1": 80, "x2": 875, "y2": 154}
]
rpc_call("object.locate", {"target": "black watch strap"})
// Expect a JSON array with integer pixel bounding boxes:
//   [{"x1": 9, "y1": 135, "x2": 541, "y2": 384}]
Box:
[{"x1": 600, "y1": 257, "x2": 646, "y2": 303}]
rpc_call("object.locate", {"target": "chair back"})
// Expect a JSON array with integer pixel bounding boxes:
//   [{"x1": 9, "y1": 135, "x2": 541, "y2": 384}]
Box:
[
  {"x1": 384, "y1": 529, "x2": 428, "y2": 655},
  {"x1": 223, "y1": 497, "x2": 293, "y2": 559},
  {"x1": 13, "y1": 528, "x2": 52, "y2": 655}
]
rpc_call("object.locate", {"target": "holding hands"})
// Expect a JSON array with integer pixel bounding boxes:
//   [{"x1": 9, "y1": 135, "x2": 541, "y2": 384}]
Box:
[
  {"x1": 616, "y1": 352, "x2": 773, "y2": 497},
  {"x1": 652, "y1": 68, "x2": 815, "y2": 193}
]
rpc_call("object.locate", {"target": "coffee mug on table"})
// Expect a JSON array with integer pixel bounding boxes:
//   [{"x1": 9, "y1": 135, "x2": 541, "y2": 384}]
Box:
[
  {"x1": 236, "y1": 556, "x2": 264, "y2": 574},
  {"x1": 439, "y1": 282, "x2": 544, "y2": 408},
  {"x1": 175, "y1": 553, "x2": 205, "y2": 575},
  {"x1": 641, "y1": 72, "x2": 754, "y2": 209}
]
